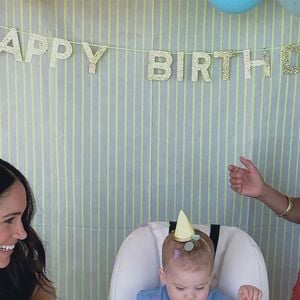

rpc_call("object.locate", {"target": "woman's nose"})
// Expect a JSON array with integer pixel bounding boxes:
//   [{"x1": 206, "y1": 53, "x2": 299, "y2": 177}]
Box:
[{"x1": 13, "y1": 220, "x2": 27, "y2": 240}]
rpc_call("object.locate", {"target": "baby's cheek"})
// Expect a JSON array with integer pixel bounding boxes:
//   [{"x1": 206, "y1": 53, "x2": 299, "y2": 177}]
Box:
[{"x1": 196, "y1": 289, "x2": 209, "y2": 299}]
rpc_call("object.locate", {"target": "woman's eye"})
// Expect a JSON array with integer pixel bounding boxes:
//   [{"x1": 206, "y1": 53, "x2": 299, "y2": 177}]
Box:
[{"x1": 4, "y1": 218, "x2": 14, "y2": 224}]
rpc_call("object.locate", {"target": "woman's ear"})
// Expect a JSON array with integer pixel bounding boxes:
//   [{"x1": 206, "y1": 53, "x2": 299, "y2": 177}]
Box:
[{"x1": 159, "y1": 267, "x2": 167, "y2": 284}]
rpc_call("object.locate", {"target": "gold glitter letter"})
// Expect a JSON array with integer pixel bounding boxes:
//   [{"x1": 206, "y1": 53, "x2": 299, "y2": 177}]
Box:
[
  {"x1": 243, "y1": 49, "x2": 271, "y2": 79},
  {"x1": 192, "y1": 52, "x2": 211, "y2": 82},
  {"x1": 82, "y1": 42, "x2": 107, "y2": 74},
  {"x1": 214, "y1": 50, "x2": 239, "y2": 80},
  {"x1": 282, "y1": 44, "x2": 300, "y2": 75},
  {"x1": 50, "y1": 38, "x2": 72, "y2": 68},
  {"x1": 25, "y1": 33, "x2": 48, "y2": 63},
  {"x1": 0, "y1": 28, "x2": 22, "y2": 62},
  {"x1": 147, "y1": 50, "x2": 172, "y2": 81}
]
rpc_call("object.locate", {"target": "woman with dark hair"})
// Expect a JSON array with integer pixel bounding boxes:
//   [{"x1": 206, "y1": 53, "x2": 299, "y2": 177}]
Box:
[{"x1": 0, "y1": 158, "x2": 56, "y2": 299}]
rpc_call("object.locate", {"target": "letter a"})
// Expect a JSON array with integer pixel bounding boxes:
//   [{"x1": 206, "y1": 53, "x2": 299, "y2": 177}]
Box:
[{"x1": 0, "y1": 28, "x2": 22, "y2": 62}]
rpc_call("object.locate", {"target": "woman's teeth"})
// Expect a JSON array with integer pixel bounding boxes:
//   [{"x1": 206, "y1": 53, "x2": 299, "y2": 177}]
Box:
[{"x1": 0, "y1": 245, "x2": 14, "y2": 251}]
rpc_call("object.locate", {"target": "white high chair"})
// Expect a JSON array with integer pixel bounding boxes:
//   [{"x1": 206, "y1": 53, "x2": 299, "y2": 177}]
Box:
[{"x1": 109, "y1": 222, "x2": 269, "y2": 300}]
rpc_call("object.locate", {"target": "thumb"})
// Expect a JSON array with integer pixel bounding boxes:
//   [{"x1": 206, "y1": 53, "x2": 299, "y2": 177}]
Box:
[{"x1": 240, "y1": 156, "x2": 256, "y2": 171}]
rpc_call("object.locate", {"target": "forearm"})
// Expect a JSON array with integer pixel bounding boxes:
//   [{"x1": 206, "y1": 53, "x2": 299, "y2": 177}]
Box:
[{"x1": 258, "y1": 184, "x2": 300, "y2": 223}]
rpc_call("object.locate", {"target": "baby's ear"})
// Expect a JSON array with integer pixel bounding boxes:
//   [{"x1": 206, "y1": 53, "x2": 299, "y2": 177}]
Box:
[{"x1": 159, "y1": 267, "x2": 166, "y2": 284}]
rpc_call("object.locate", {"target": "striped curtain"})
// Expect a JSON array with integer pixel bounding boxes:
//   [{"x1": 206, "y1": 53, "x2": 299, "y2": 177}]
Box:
[{"x1": 0, "y1": 1, "x2": 299, "y2": 299}]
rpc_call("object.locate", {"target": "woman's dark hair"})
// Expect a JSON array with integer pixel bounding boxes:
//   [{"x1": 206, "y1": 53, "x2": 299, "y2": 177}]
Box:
[{"x1": 0, "y1": 159, "x2": 53, "y2": 299}]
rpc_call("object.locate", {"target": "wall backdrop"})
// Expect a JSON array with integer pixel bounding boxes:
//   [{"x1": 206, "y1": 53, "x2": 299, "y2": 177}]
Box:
[{"x1": 0, "y1": 0, "x2": 299, "y2": 299}]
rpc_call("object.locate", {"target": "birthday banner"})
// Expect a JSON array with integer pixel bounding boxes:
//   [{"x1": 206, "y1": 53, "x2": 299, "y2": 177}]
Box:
[{"x1": 0, "y1": 27, "x2": 299, "y2": 81}]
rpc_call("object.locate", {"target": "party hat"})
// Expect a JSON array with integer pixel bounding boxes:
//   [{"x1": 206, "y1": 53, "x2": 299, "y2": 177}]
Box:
[{"x1": 174, "y1": 210, "x2": 195, "y2": 242}]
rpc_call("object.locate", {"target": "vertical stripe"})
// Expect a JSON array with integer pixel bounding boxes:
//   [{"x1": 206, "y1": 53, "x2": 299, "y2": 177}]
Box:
[
  {"x1": 12, "y1": 0, "x2": 19, "y2": 166},
  {"x1": 223, "y1": 14, "x2": 232, "y2": 224},
  {"x1": 38, "y1": 0, "x2": 46, "y2": 249},
  {"x1": 114, "y1": 0, "x2": 120, "y2": 260},
  {"x1": 207, "y1": 5, "x2": 215, "y2": 224},
  {"x1": 106, "y1": 0, "x2": 111, "y2": 291},
  {"x1": 174, "y1": 0, "x2": 180, "y2": 214},
  {"x1": 63, "y1": 0, "x2": 69, "y2": 296},
  {"x1": 54, "y1": 0, "x2": 61, "y2": 292},
  {"x1": 148, "y1": 0, "x2": 154, "y2": 221},
  {"x1": 48, "y1": 0, "x2": 55, "y2": 291},
  {"x1": 72, "y1": 1, "x2": 77, "y2": 297},
  {"x1": 239, "y1": 13, "x2": 249, "y2": 228},
  {"x1": 123, "y1": 0, "x2": 129, "y2": 239},
  {"x1": 29, "y1": 0, "x2": 37, "y2": 221},
  {"x1": 164, "y1": 0, "x2": 172, "y2": 221},
  {"x1": 214, "y1": 11, "x2": 223, "y2": 224},
  {"x1": 250, "y1": 2, "x2": 259, "y2": 241},
  {"x1": 155, "y1": 0, "x2": 162, "y2": 220},
  {"x1": 198, "y1": 0, "x2": 207, "y2": 222},
  {"x1": 5, "y1": 0, "x2": 11, "y2": 162},
  {"x1": 190, "y1": 0, "x2": 198, "y2": 220},
  {"x1": 89, "y1": 1, "x2": 94, "y2": 298},
  {"x1": 139, "y1": 0, "x2": 146, "y2": 224},
  {"x1": 132, "y1": 0, "x2": 138, "y2": 229},
  {"x1": 80, "y1": 2, "x2": 85, "y2": 298},
  {"x1": 181, "y1": 0, "x2": 189, "y2": 211},
  {"x1": 231, "y1": 14, "x2": 241, "y2": 226},
  {"x1": 97, "y1": 1, "x2": 102, "y2": 297}
]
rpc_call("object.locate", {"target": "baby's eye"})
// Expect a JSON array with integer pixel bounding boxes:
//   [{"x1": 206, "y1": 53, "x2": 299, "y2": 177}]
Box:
[
  {"x1": 196, "y1": 287, "x2": 204, "y2": 291},
  {"x1": 175, "y1": 287, "x2": 185, "y2": 291}
]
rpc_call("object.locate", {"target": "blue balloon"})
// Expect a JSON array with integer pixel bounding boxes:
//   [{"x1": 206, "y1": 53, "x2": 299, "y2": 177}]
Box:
[
  {"x1": 278, "y1": 0, "x2": 300, "y2": 17},
  {"x1": 209, "y1": 0, "x2": 262, "y2": 14}
]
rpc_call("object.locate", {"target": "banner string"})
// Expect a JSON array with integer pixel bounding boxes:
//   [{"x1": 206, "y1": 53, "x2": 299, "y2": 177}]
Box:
[{"x1": 0, "y1": 24, "x2": 295, "y2": 55}]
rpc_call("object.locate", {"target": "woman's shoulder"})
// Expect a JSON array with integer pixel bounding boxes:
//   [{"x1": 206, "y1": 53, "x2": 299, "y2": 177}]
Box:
[{"x1": 31, "y1": 282, "x2": 56, "y2": 300}]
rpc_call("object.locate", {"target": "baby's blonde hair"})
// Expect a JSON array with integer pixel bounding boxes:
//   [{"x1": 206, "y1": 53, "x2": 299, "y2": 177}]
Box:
[{"x1": 162, "y1": 229, "x2": 214, "y2": 273}]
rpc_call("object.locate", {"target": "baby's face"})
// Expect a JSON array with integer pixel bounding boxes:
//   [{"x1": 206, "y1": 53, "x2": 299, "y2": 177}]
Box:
[{"x1": 160, "y1": 262, "x2": 212, "y2": 300}]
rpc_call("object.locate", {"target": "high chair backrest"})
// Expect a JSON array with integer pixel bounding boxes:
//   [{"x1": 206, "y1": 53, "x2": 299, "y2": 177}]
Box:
[{"x1": 108, "y1": 222, "x2": 269, "y2": 300}]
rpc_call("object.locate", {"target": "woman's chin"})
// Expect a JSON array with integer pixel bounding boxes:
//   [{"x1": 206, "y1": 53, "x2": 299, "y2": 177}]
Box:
[{"x1": 0, "y1": 255, "x2": 11, "y2": 268}]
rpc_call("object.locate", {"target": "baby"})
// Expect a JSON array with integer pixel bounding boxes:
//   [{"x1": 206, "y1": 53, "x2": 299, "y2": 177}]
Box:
[{"x1": 137, "y1": 210, "x2": 262, "y2": 300}]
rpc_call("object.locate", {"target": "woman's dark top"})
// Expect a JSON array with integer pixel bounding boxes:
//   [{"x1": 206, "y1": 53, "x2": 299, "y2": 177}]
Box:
[{"x1": 0, "y1": 266, "x2": 35, "y2": 300}]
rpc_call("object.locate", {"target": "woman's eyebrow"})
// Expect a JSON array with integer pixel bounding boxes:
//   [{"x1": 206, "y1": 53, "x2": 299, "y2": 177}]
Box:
[{"x1": 2, "y1": 211, "x2": 22, "y2": 218}]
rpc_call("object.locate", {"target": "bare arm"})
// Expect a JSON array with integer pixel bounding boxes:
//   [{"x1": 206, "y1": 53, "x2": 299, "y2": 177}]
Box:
[
  {"x1": 228, "y1": 156, "x2": 300, "y2": 224},
  {"x1": 257, "y1": 184, "x2": 300, "y2": 223}
]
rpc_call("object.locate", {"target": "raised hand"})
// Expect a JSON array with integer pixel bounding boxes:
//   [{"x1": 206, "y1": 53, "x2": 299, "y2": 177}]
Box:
[{"x1": 228, "y1": 156, "x2": 265, "y2": 198}]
